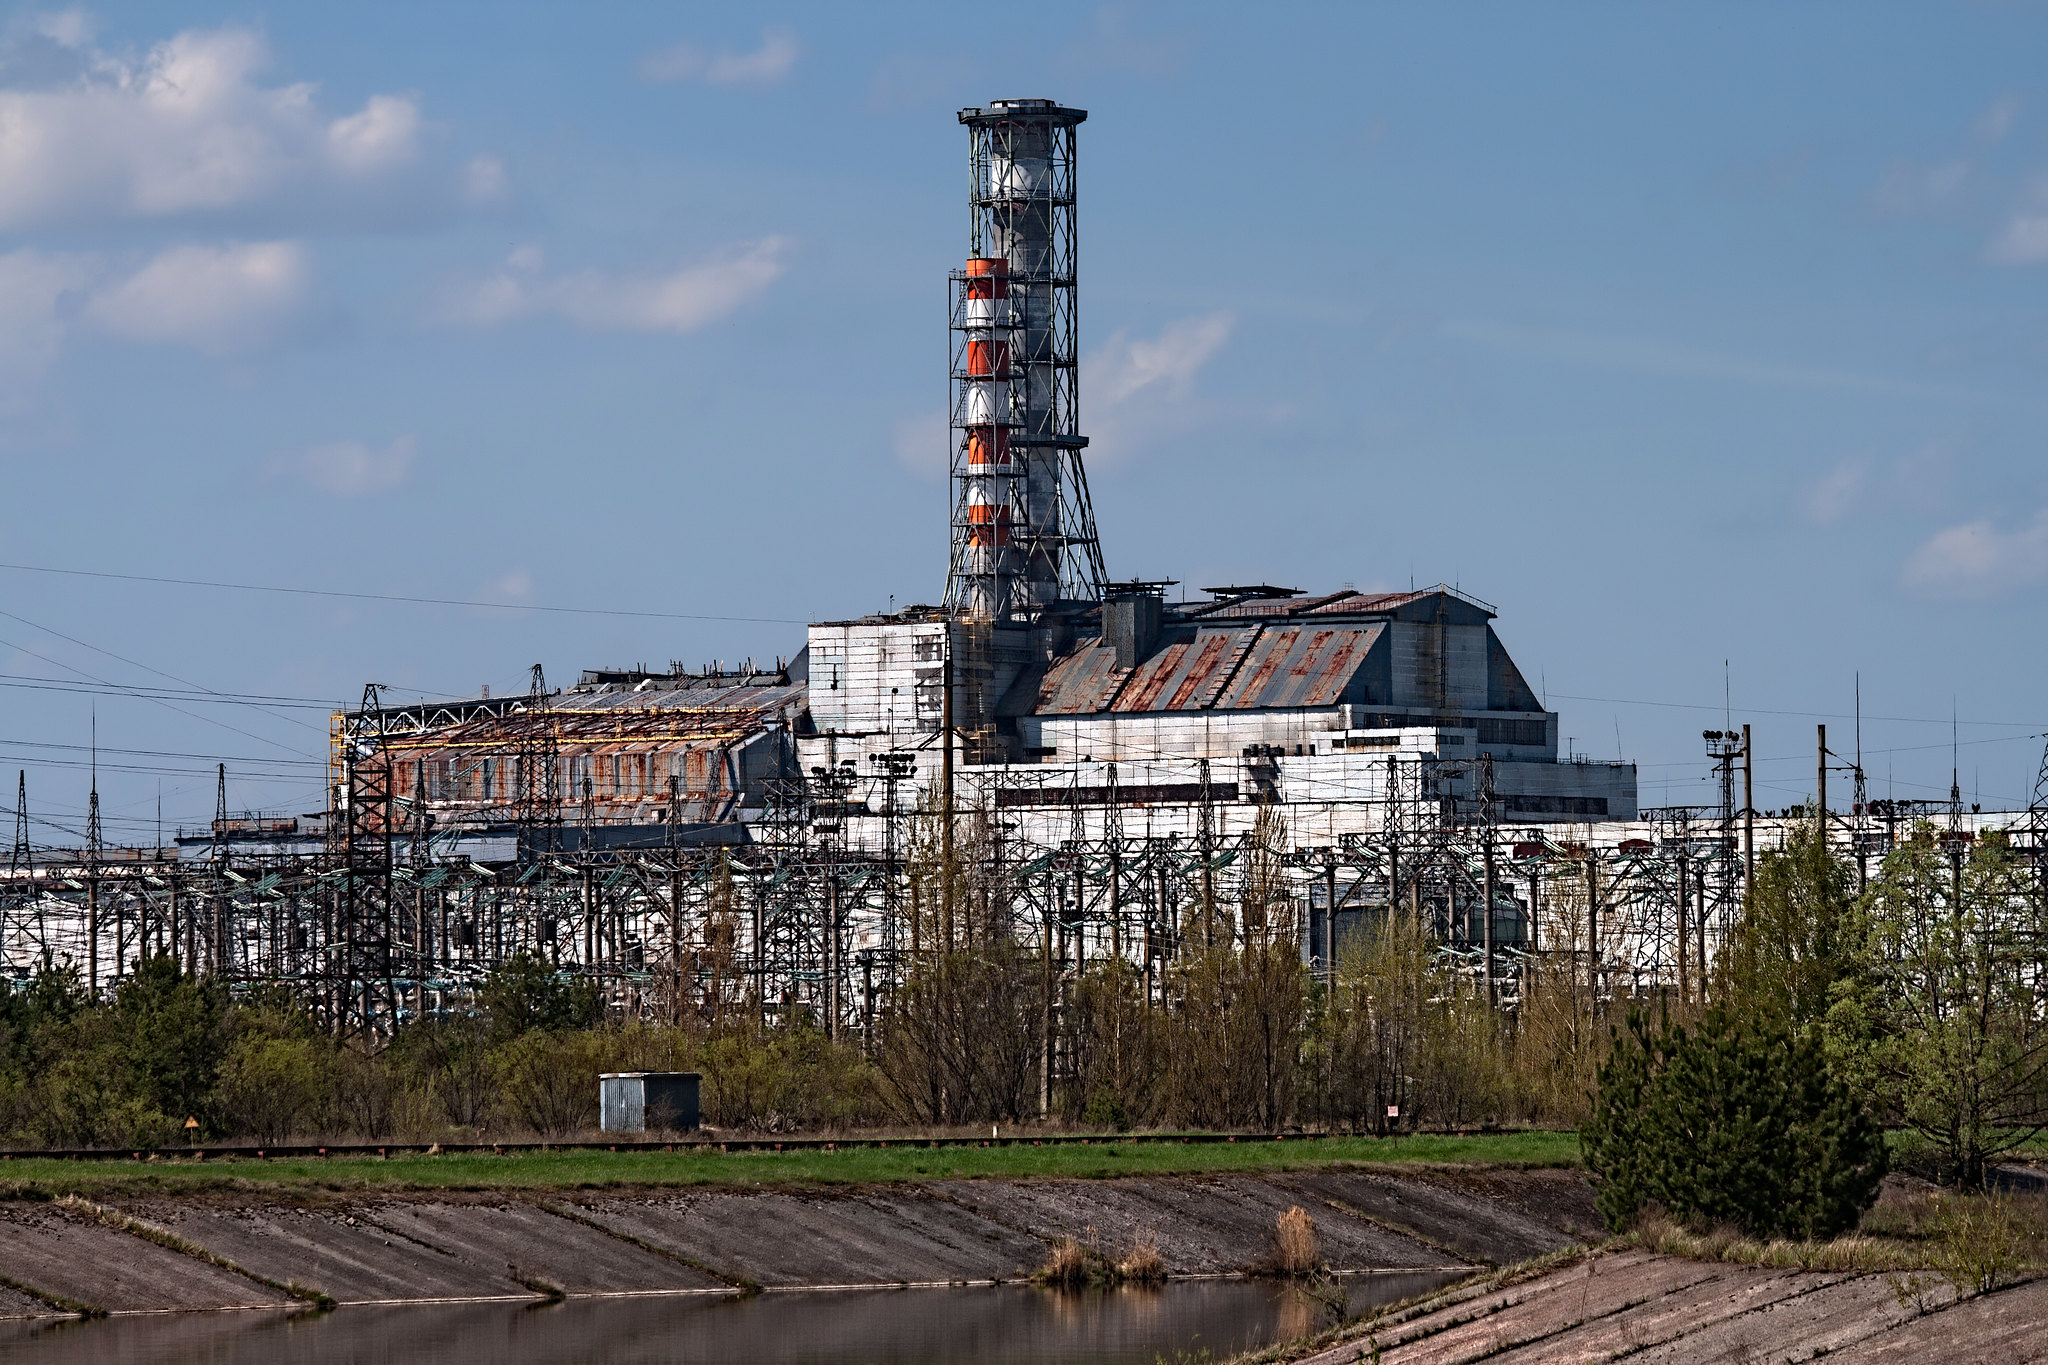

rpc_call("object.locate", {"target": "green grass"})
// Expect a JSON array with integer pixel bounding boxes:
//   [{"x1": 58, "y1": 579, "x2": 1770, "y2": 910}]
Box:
[{"x1": 0, "y1": 1131, "x2": 1579, "y2": 1201}]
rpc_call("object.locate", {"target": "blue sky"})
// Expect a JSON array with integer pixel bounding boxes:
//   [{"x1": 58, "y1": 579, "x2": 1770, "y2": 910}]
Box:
[{"x1": 2, "y1": 1, "x2": 2046, "y2": 845}]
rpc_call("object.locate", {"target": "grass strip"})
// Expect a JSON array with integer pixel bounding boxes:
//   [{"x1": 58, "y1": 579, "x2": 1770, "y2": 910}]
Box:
[
  {"x1": 0, "y1": 1270, "x2": 103, "y2": 1319},
  {"x1": 0, "y1": 1132, "x2": 1577, "y2": 1201}
]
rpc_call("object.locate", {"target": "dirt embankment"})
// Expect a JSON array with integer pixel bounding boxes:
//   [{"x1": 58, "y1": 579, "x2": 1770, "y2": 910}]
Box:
[
  {"x1": 0, "y1": 1168, "x2": 1599, "y2": 1316},
  {"x1": 1292, "y1": 1247, "x2": 2048, "y2": 1364}
]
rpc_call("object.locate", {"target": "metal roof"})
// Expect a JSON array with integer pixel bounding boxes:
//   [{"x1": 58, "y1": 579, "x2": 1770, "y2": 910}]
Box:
[{"x1": 1032, "y1": 619, "x2": 1384, "y2": 716}]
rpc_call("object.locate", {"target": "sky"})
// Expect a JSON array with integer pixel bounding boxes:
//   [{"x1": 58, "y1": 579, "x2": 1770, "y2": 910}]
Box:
[{"x1": 2, "y1": 1, "x2": 2047, "y2": 848}]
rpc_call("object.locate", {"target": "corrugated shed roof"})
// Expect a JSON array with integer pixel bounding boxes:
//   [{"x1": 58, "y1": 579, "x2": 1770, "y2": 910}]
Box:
[
  {"x1": 1033, "y1": 618, "x2": 1388, "y2": 717},
  {"x1": 1213, "y1": 624, "x2": 1381, "y2": 709},
  {"x1": 1176, "y1": 586, "x2": 1495, "y2": 622},
  {"x1": 1032, "y1": 641, "x2": 1128, "y2": 715},
  {"x1": 1114, "y1": 630, "x2": 1243, "y2": 713}
]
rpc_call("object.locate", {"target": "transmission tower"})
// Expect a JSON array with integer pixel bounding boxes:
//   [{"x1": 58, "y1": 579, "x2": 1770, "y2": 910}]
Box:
[
  {"x1": 339, "y1": 684, "x2": 397, "y2": 1037},
  {"x1": 514, "y1": 663, "x2": 561, "y2": 863}
]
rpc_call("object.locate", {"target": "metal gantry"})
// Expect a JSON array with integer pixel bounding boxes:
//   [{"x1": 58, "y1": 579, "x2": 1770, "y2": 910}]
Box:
[{"x1": 0, "y1": 743, "x2": 1949, "y2": 1039}]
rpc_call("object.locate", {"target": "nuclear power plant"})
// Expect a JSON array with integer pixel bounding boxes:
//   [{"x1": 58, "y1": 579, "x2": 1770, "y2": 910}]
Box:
[{"x1": 10, "y1": 99, "x2": 1979, "y2": 1039}]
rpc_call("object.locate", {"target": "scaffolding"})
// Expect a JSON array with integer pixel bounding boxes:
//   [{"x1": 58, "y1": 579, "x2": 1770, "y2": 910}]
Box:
[{"x1": 946, "y1": 99, "x2": 1105, "y2": 621}]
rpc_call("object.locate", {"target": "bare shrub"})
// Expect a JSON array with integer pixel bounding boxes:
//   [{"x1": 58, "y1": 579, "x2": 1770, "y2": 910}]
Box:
[
  {"x1": 1272, "y1": 1205, "x2": 1321, "y2": 1277},
  {"x1": 1038, "y1": 1236, "x2": 1093, "y2": 1288},
  {"x1": 1117, "y1": 1229, "x2": 1166, "y2": 1283},
  {"x1": 1933, "y1": 1194, "x2": 2034, "y2": 1296}
]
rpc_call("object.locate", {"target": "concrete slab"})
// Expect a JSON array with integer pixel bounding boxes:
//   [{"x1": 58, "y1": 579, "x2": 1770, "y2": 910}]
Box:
[
  {"x1": 0, "y1": 1206, "x2": 293, "y2": 1314},
  {"x1": 1826, "y1": 1277, "x2": 2048, "y2": 1365},
  {"x1": 119, "y1": 1201, "x2": 535, "y2": 1305},
  {"x1": 1484, "y1": 1267, "x2": 1854, "y2": 1364},
  {"x1": 937, "y1": 1176, "x2": 1454, "y2": 1276},
  {"x1": 577, "y1": 1187, "x2": 1041, "y2": 1287},
  {"x1": 1279, "y1": 1170, "x2": 1579, "y2": 1265},
  {"x1": 361, "y1": 1199, "x2": 724, "y2": 1295},
  {"x1": 1614, "y1": 1271, "x2": 1955, "y2": 1364}
]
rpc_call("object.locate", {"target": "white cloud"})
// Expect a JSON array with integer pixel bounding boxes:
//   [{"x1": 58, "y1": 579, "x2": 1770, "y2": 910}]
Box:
[
  {"x1": 293, "y1": 435, "x2": 417, "y2": 496},
  {"x1": 1800, "y1": 459, "x2": 1867, "y2": 526},
  {"x1": 490, "y1": 568, "x2": 533, "y2": 600},
  {"x1": 1079, "y1": 312, "x2": 1235, "y2": 464},
  {"x1": 1903, "y1": 509, "x2": 2048, "y2": 596},
  {"x1": 1989, "y1": 179, "x2": 2048, "y2": 265},
  {"x1": 325, "y1": 93, "x2": 420, "y2": 173},
  {"x1": 640, "y1": 27, "x2": 798, "y2": 86},
  {"x1": 892, "y1": 409, "x2": 948, "y2": 479},
  {"x1": 1093, "y1": 312, "x2": 1234, "y2": 407},
  {"x1": 33, "y1": 9, "x2": 97, "y2": 48},
  {"x1": 1874, "y1": 94, "x2": 2021, "y2": 215},
  {"x1": 86, "y1": 241, "x2": 308, "y2": 352},
  {"x1": 0, "y1": 24, "x2": 432, "y2": 228},
  {"x1": 462, "y1": 154, "x2": 507, "y2": 203},
  {"x1": 438, "y1": 238, "x2": 791, "y2": 334}
]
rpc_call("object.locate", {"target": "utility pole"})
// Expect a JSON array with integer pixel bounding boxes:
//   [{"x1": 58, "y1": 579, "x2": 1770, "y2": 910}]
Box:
[
  {"x1": 1482, "y1": 832, "x2": 1497, "y2": 1008},
  {"x1": 941, "y1": 645, "x2": 955, "y2": 951},
  {"x1": 1817, "y1": 723, "x2": 1827, "y2": 845},
  {"x1": 9, "y1": 772, "x2": 32, "y2": 975},
  {"x1": 1675, "y1": 852, "x2": 1689, "y2": 1004},
  {"x1": 86, "y1": 728, "x2": 101, "y2": 997},
  {"x1": 1585, "y1": 853, "x2": 1600, "y2": 1009},
  {"x1": 1741, "y1": 723, "x2": 1754, "y2": 895},
  {"x1": 1480, "y1": 754, "x2": 1496, "y2": 1009}
]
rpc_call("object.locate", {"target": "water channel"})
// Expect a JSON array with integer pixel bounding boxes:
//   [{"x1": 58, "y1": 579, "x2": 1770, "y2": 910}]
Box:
[{"x1": 0, "y1": 1272, "x2": 1463, "y2": 1365}]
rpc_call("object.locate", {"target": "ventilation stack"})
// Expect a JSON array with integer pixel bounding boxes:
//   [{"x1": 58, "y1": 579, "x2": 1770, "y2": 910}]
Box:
[{"x1": 946, "y1": 99, "x2": 1106, "y2": 621}]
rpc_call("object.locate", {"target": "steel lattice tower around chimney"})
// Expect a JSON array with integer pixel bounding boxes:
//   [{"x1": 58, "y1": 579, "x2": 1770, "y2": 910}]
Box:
[{"x1": 945, "y1": 99, "x2": 1107, "y2": 620}]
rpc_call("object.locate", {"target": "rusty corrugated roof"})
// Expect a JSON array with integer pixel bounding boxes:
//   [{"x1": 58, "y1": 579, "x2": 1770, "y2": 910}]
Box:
[
  {"x1": 1032, "y1": 641, "x2": 1128, "y2": 714},
  {"x1": 1213, "y1": 624, "x2": 1382, "y2": 709}
]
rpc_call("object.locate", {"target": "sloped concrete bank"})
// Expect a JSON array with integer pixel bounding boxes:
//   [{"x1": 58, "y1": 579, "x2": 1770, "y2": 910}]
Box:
[
  {"x1": 0, "y1": 1168, "x2": 1597, "y2": 1317},
  {"x1": 1290, "y1": 1248, "x2": 2048, "y2": 1364}
]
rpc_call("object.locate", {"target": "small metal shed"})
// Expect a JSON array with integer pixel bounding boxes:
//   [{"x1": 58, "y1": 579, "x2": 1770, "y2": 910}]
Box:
[{"x1": 598, "y1": 1071, "x2": 701, "y2": 1133}]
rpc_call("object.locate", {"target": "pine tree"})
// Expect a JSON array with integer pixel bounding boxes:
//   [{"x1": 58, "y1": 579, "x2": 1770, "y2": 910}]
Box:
[{"x1": 1583, "y1": 1007, "x2": 1886, "y2": 1239}]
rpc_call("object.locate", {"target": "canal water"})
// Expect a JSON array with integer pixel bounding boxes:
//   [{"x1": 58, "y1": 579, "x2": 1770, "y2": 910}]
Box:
[{"x1": 0, "y1": 1272, "x2": 1462, "y2": 1365}]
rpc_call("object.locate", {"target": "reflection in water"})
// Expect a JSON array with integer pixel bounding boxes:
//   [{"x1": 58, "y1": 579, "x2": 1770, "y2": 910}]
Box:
[{"x1": 0, "y1": 1273, "x2": 1460, "y2": 1365}]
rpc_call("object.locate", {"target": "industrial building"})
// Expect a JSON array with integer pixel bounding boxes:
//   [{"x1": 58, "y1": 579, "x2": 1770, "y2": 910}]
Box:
[
  {"x1": 350, "y1": 96, "x2": 1635, "y2": 858},
  {"x1": 13, "y1": 98, "x2": 1859, "y2": 1042}
]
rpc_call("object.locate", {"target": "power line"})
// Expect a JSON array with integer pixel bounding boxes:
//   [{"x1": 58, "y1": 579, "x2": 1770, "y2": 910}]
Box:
[
  {"x1": 0, "y1": 605, "x2": 328, "y2": 736},
  {"x1": 1550, "y1": 690, "x2": 2042, "y2": 730},
  {"x1": 0, "y1": 673, "x2": 339, "y2": 708},
  {"x1": 0, "y1": 737, "x2": 323, "y2": 766},
  {"x1": 0, "y1": 559, "x2": 810, "y2": 626}
]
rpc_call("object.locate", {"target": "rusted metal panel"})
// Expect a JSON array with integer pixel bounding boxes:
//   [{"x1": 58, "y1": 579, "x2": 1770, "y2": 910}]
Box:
[
  {"x1": 1161, "y1": 632, "x2": 1239, "y2": 711},
  {"x1": 1110, "y1": 637, "x2": 1195, "y2": 713},
  {"x1": 1032, "y1": 642, "x2": 1127, "y2": 715},
  {"x1": 1215, "y1": 626, "x2": 1299, "y2": 708}
]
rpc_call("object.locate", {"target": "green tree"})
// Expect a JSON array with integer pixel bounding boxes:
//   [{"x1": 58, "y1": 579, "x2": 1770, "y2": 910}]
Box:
[
  {"x1": 1829, "y1": 824, "x2": 2048, "y2": 1187},
  {"x1": 1719, "y1": 811, "x2": 1857, "y2": 1027},
  {"x1": 216, "y1": 987, "x2": 330, "y2": 1142},
  {"x1": 1583, "y1": 1007, "x2": 1887, "y2": 1239},
  {"x1": 479, "y1": 948, "x2": 601, "y2": 1041},
  {"x1": 111, "y1": 954, "x2": 228, "y2": 1129}
]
